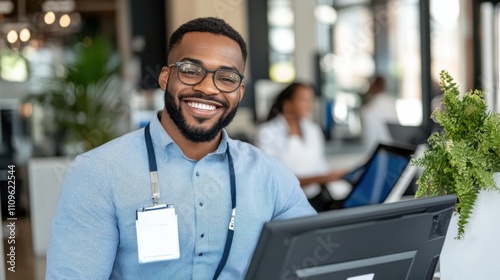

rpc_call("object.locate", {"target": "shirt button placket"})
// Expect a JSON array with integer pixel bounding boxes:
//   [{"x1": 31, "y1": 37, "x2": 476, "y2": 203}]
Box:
[{"x1": 194, "y1": 167, "x2": 205, "y2": 260}]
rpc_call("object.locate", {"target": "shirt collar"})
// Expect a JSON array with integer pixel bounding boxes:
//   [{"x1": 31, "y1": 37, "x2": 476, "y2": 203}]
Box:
[{"x1": 148, "y1": 110, "x2": 229, "y2": 156}]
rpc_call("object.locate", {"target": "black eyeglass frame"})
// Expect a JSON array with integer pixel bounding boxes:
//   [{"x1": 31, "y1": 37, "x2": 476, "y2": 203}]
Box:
[{"x1": 168, "y1": 61, "x2": 245, "y2": 93}]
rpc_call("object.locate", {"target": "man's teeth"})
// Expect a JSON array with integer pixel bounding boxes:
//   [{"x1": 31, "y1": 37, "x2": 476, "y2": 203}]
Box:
[{"x1": 187, "y1": 102, "x2": 216, "y2": 111}]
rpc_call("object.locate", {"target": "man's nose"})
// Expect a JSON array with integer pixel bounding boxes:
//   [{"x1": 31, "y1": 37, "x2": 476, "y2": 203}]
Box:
[{"x1": 193, "y1": 72, "x2": 219, "y2": 95}]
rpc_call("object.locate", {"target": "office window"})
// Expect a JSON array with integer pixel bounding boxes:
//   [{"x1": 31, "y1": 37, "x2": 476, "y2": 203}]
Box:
[
  {"x1": 430, "y1": 0, "x2": 464, "y2": 108},
  {"x1": 317, "y1": 0, "x2": 422, "y2": 139},
  {"x1": 268, "y1": 0, "x2": 295, "y2": 83}
]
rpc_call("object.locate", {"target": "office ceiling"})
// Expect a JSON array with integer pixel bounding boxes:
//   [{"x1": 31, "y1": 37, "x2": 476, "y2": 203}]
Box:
[
  {"x1": 0, "y1": 0, "x2": 117, "y2": 45},
  {"x1": 0, "y1": 0, "x2": 116, "y2": 20}
]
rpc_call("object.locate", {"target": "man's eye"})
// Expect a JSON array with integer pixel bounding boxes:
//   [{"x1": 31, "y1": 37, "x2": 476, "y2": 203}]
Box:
[
  {"x1": 180, "y1": 65, "x2": 202, "y2": 76},
  {"x1": 184, "y1": 70, "x2": 198, "y2": 75},
  {"x1": 217, "y1": 73, "x2": 239, "y2": 84}
]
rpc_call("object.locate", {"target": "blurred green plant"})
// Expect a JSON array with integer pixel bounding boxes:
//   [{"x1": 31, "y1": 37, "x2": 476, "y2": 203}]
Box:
[
  {"x1": 28, "y1": 37, "x2": 126, "y2": 155},
  {"x1": 412, "y1": 70, "x2": 500, "y2": 239}
]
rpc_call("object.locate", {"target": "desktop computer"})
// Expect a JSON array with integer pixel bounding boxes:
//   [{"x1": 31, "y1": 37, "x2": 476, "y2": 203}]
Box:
[{"x1": 245, "y1": 195, "x2": 456, "y2": 280}]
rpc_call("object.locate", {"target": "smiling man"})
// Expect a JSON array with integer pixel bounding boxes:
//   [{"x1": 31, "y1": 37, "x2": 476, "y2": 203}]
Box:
[{"x1": 46, "y1": 17, "x2": 316, "y2": 279}]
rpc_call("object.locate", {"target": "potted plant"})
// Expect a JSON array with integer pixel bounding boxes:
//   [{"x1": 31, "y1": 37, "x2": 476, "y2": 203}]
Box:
[
  {"x1": 411, "y1": 70, "x2": 500, "y2": 279},
  {"x1": 27, "y1": 36, "x2": 126, "y2": 156}
]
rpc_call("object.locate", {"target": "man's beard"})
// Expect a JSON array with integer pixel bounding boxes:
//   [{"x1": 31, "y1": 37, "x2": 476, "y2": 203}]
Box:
[{"x1": 164, "y1": 89, "x2": 239, "y2": 143}]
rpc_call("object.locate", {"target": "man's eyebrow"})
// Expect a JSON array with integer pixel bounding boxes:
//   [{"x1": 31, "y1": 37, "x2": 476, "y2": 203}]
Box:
[
  {"x1": 218, "y1": 66, "x2": 240, "y2": 72},
  {"x1": 180, "y1": 57, "x2": 203, "y2": 65},
  {"x1": 179, "y1": 57, "x2": 241, "y2": 72}
]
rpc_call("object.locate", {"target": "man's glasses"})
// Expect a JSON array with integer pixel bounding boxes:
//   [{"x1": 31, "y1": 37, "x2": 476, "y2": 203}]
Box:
[{"x1": 169, "y1": 62, "x2": 244, "y2": 93}]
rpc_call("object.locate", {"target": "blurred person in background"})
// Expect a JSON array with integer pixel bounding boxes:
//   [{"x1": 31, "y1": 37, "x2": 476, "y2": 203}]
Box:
[
  {"x1": 256, "y1": 82, "x2": 347, "y2": 212},
  {"x1": 359, "y1": 75, "x2": 399, "y2": 152}
]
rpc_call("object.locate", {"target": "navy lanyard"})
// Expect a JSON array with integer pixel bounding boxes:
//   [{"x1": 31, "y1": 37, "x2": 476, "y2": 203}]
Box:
[{"x1": 144, "y1": 123, "x2": 236, "y2": 279}]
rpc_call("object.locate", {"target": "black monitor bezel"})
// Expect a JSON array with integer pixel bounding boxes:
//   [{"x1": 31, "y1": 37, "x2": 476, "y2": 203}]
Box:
[{"x1": 245, "y1": 194, "x2": 457, "y2": 280}]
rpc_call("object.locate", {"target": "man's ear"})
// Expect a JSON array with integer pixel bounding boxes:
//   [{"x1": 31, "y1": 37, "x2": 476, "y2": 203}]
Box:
[
  {"x1": 237, "y1": 83, "x2": 245, "y2": 103},
  {"x1": 158, "y1": 66, "x2": 170, "y2": 91}
]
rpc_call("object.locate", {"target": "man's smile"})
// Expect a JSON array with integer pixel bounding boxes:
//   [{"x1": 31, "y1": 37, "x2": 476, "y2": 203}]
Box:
[{"x1": 187, "y1": 102, "x2": 217, "y2": 111}]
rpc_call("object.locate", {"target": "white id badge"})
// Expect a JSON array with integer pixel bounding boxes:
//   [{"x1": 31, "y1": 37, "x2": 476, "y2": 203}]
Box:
[{"x1": 135, "y1": 205, "x2": 180, "y2": 263}]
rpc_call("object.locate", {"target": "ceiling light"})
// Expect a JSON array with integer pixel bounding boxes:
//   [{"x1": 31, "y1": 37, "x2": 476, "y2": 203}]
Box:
[
  {"x1": 19, "y1": 28, "x2": 31, "y2": 42},
  {"x1": 59, "y1": 14, "x2": 71, "y2": 28},
  {"x1": 44, "y1": 11, "x2": 56, "y2": 24},
  {"x1": 6, "y1": 30, "x2": 18, "y2": 43}
]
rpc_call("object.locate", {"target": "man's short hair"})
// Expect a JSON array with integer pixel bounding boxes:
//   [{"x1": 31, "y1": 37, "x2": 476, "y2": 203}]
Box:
[{"x1": 168, "y1": 17, "x2": 248, "y2": 64}]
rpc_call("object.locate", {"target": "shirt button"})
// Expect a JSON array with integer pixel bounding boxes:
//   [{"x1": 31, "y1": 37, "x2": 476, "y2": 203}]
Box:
[
  {"x1": 200, "y1": 233, "x2": 205, "y2": 238},
  {"x1": 196, "y1": 171, "x2": 200, "y2": 176},
  {"x1": 199, "y1": 202, "x2": 204, "y2": 207},
  {"x1": 198, "y1": 253, "x2": 203, "y2": 256}
]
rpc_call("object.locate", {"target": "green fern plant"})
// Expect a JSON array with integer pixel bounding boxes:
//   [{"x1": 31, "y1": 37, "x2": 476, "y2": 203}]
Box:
[{"x1": 412, "y1": 70, "x2": 500, "y2": 239}]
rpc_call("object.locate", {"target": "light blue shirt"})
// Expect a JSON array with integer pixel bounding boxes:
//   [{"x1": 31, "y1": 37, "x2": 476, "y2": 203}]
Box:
[{"x1": 46, "y1": 113, "x2": 316, "y2": 279}]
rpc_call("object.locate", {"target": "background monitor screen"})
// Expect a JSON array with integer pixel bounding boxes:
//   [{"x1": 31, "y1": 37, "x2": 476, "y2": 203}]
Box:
[
  {"x1": 340, "y1": 143, "x2": 415, "y2": 209},
  {"x1": 245, "y1": 195, "x2": 456, "y2": 280}
]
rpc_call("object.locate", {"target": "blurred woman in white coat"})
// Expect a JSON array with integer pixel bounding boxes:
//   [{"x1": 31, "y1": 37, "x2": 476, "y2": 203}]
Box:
[{"x1": 256, "y1": 82, "x2": 346, "y2": 211}]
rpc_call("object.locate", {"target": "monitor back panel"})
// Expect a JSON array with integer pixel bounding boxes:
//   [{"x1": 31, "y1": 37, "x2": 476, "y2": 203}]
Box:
[{"x1": 245, "y1": 195, "x2": 456, "y2": 280}]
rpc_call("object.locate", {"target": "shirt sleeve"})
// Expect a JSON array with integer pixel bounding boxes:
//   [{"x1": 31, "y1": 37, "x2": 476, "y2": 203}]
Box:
[
  {"x1": 269, "y1": 158, "x2": 318, "y2": 220},
  {"x1": 46, "y1": 154, "x2": 119, "y2": 279}
]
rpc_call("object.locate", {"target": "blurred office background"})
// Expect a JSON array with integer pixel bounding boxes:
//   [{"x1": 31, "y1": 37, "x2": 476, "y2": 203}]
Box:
[{"x1": 1, "y1": 0, "x2": 500, "y2": 279}]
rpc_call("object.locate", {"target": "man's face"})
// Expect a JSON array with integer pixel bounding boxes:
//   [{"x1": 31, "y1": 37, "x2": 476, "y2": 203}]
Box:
[{"x1": 159, "y1": 32, "x2": 245, "y2": 143}]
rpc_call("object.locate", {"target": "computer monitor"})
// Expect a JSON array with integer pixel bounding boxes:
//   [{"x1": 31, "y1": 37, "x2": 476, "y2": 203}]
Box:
[
  {"x1": 386, "y1": 123, "x2": 428, "y2": 147},
  {"x1": 245, "y1": 194, "x2": 456, "y2": 280},
  {"x1": 337, "y1": 143, "x2": 415, "y2": 209}
]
